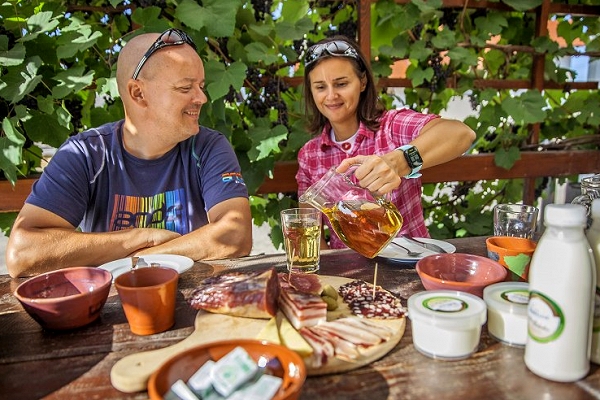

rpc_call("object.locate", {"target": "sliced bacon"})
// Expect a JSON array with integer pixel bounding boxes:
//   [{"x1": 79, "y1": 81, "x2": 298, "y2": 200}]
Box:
[
  {"x1": 337, "y1": 317, "x2": 394, "y2": 342},
  {"x1": 187, "y1": 268, "x2": 279, "y2": 319},
  {"x1": 278, "y1": 272, "x2": 322, "y2": 295},
  {"x1": 307, "y1": 325, "x2": 360, "y2": 363},
  {"x1": 299, "y1": 326, "x2": 335, "y2": 368},
  {"x1": 279, "y1": 287, "x2": 327, "y2": 329},
  {"x1": 313, "y1": 319, "x2": 382, "y2": 347}
]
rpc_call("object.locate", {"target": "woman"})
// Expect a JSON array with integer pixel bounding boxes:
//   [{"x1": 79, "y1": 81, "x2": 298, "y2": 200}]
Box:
[{"x1": 296, "y1": 35, "x2": 476, "y2": 249}]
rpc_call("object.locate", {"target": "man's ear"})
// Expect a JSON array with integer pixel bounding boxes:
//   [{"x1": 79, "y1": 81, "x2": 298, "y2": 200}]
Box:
[{"x1": 128, "y1": 80, "x2": 147, "y2": 106}]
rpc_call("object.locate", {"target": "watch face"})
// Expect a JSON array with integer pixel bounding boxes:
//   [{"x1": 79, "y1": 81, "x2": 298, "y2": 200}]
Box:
[{"x1": 404, "y1": 146, "x2": 423, "y2": 167}]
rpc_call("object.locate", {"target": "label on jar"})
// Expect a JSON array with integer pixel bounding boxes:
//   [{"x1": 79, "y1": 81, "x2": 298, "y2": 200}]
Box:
[
  {"x1": 501, "y1": 289, "x2": 529, "y2": 305},
  {"x1": 423, "y1": 297, "x2": 468, "y2": 313},
  {"x1": 528, "y1": 291, "x2": 565, "y2": 343}
]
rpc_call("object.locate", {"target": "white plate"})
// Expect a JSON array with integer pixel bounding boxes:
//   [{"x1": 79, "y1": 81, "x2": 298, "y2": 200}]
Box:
[
  {"x1": 98, "y1": 254, "x2": 194, "y2": 280},
  {"x1": 377, "y1": 237, "x2": 456, "y2": 263}
]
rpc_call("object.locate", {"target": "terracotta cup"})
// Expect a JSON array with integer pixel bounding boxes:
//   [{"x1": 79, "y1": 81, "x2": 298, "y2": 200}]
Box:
[
  {"x1": 486, "y1": 236, "x2": 537, "y2": 282},
  {"x1": 114, "y1": 266, "x2": 178, "y2": 335}
]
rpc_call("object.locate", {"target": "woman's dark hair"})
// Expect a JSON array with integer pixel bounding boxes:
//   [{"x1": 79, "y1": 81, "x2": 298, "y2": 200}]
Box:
[{"x1": 303, "y1": 35, "x2": 384, "y2": 136}]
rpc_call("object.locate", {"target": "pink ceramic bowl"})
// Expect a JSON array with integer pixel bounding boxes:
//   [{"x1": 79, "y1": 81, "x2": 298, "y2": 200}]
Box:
[
  {"x1": 416, "y1": 253, "x2": 507, "y2": 298},
  {"x1": 14, "y1": 266, "x2": 112, "y2": 330}
]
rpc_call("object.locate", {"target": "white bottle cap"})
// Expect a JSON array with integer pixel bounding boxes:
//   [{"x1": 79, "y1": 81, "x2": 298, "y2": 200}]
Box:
[{"x1": 544, "y1": 203, "x2": 586, "y2": 227}]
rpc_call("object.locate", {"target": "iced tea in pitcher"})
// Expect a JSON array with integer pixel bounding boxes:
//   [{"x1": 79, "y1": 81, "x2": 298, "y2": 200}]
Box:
[{"x1": 300, "y1": 166, "x2": 403, "y2": 258}]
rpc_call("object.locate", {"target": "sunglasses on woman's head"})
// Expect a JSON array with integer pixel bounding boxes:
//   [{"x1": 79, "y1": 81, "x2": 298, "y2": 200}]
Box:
[
  {"x1": 304, "y1": 40, "x2": 360, "y2": 67},
  {"x1": 131, "y1": 28, "x2": 197, "y2": 80}
]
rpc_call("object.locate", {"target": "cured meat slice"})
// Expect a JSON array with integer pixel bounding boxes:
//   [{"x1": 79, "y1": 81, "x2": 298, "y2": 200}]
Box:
[
  {"x1": 279, "y1": 287, "x2": 327, "y2": 330},
  {"x1": 312, "y1": 319, "x2": 382, "y2": 347},
  {"x1": 187, "y1": 268, "x2": 279, "y2": 319},
  {"x1": 299, "y1": 326, "x2": 335, "y2": 368},
  {"x1": 306, "y1": 325, "x2": 360, "y2": 363},
  {"x1": 278, "y1": 272, "x2": 323, "y2": 295},
  {"x1": 337, "y1": 317, "x2": 394, "y2": 341}
]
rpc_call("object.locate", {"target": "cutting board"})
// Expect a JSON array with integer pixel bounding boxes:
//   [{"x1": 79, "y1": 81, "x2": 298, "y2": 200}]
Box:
[{"x1": 110, "y1": 275, "x2": 406, "y2": 393}]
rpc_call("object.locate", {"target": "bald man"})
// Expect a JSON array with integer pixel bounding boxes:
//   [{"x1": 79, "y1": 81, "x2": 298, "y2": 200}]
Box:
[{"x1": 6, "y1": 29, "x2": 252, "y2": 278}]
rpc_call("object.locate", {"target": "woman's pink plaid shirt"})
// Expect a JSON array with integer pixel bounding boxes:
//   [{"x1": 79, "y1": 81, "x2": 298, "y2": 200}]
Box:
[{"x1": 297, "y1": 108, "x2": 439, "y2": 249}]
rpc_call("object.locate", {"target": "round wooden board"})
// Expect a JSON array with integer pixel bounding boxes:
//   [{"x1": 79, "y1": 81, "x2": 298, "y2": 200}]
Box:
[{"x1": 110, "y1": 275, "x2": 406, "y2": 393}]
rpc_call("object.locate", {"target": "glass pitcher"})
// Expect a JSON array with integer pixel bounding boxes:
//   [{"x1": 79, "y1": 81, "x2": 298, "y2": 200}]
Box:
[
  {"x1": 299, "y1": 166, "x2": 403, "y2": 258},
  {"x1": 571, "y1": 174, "x2": 600, "y2": 218}
]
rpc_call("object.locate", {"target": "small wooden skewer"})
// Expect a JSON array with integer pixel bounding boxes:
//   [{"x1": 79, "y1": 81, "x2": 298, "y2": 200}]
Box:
[{"x1": 372, "y1": 262, "x2": 378, "y2": 298}]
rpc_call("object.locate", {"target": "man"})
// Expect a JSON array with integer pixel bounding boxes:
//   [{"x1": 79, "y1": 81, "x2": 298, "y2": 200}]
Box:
[{"x1": 6, "y1": 29, "x2": 252, "y2": 278}]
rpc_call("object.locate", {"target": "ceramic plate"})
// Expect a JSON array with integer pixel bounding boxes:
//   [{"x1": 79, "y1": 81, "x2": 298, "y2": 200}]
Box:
[
  {"x1": 377, "y1": 237, "x2": 456, "y2": 263},
  {"x1": 98, "y1": 254, "x2": 194, "y2": 280}
]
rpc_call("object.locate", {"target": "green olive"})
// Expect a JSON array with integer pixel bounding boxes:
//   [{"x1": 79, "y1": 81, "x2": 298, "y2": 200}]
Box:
[
  {"x1": 322, "y1": 295, "x2": 338, "y2": 311},
  {"x1": 321, "y1": 284, "x2": 339, "y2": 300}
]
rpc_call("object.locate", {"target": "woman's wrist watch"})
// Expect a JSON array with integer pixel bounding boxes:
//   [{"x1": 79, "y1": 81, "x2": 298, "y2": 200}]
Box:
[{"x1": 397, "y1": 145, "x2": 423, "y2": 178}]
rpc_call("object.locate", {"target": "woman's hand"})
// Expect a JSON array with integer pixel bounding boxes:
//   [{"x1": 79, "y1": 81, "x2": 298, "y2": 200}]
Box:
[{"x1": 336, "y1": 153, "x2": 403, "y2": 195}]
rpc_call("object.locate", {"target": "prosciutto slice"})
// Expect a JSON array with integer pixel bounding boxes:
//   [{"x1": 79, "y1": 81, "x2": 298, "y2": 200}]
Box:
[
  {"x1": 187, "y1": 268, "x2": 279, "y2": 319},
  {"x1": 278, "y1": 272, "x2": 323, "y2": 295}
]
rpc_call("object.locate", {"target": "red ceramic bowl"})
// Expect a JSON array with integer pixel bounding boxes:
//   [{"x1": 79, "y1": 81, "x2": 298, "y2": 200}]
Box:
[
  {"x1": 416, "y1": 253, "x2": 507, "y2": 298},
  {"x1": 148, "y1": 339, "x2": 306, "y2": 400},
  {"x1": 14, "y1": 266, "x2": 112, "y2": 330}
]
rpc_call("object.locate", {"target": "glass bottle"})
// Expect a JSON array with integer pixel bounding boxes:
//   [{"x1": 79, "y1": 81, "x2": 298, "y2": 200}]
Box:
[
  {"x1": 525, "y1": 204, "x2": 595, "y2": 382},
  {"x1": 572, "y1": 174, "x2": 600, "y2": 220},
  {"x1": 586, "y1": 199, "x2": 600, "y2": 364}
]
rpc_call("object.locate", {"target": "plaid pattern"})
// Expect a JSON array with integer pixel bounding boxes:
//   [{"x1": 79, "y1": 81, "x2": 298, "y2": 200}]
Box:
[{"x1": 297, "y1": 108, "x2": 439, "y2": 249}]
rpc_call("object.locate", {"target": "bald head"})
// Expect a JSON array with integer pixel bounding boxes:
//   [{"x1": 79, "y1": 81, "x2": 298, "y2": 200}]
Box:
[{"x1": 116, "y1": 33, "x2": 161, "y2": 95}]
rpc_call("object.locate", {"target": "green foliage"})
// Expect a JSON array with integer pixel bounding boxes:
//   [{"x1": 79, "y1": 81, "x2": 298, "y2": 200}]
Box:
[{"x1": 0, "y1": 0, "x2": 598, "y2": 248}]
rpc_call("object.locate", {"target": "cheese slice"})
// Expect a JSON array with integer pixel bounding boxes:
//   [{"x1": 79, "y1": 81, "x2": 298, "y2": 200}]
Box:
[
  {"x1": 256, "y1": 316, "x2": 281, "y2": 345},
  {"x1": 276, "y1": 311, "x2": 313, "y2": 358}
]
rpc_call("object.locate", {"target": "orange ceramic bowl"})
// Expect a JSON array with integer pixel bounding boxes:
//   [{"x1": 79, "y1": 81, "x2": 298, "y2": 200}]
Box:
[
  {"x1": 148, "y1": 339, "x2": 307, "y2": 400},
  {"x1": 416, "y1": 253, "x2": 507, "y2": 298},
  {"x1": 14, "y1": 266, "x2": 112, "y2": 330},
  {"x1": 486, "y1": 236, "x2": 537, "y2": 281}
]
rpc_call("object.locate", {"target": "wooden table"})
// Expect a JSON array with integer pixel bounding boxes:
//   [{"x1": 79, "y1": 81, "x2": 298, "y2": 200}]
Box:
[{"x1": 1, "y1": 236, "x2": 599, "y2": 400}]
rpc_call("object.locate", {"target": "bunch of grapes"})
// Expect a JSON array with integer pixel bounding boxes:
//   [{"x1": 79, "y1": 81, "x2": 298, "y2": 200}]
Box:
[
  {"x1": 0, "y1": 26, "x2": 16, "y2": 48},
  {"x1": 426, "y1": 52, "x2": 453, "y2": 93},
  {"x1": 64, "y1": 98, "x2": 84, "y2": 132},
  {"x1": 337, "y1": 20, "x2": 357, "y2": 39},
  {"x1": 244, "y1": 68, "x2": 290, "y2": 127},
  {"x1": 251, "y1": 0, "x2": 273, "y2": 21},
  {"x1": 439, "y1": 9, "x2": 458, "y2": 31},
  {"x1": 411, "y1": 23, "x2": 424, "y2": 41}
]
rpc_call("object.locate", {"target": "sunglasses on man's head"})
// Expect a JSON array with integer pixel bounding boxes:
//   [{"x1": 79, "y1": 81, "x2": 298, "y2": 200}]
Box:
[
  {"x1": 304, "y1": 40, "x2": 360, "y2": 67},
  {"x1": 131, "y1": 28, "x2": 197, "y2": 80}
]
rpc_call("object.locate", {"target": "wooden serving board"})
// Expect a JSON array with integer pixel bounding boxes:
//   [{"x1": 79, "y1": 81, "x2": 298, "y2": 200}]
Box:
[{"x1": 110, "y1": 275, "x2": 406, "y2": 393}]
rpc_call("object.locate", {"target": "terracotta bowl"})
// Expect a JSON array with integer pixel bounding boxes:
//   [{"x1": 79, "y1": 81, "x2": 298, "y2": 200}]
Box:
[
  {"x1": 486, "y1": 236, "x2": 537, "y2": 281},
  {"x1": 14, "y1": 266, "x2": 112, "y2": 330},
  {"x1": 416, "y1": 253, "x2": 507, "y2": 298},
  {"x1": 148, "y1": 339, "x2": 306, "y2": 400}
]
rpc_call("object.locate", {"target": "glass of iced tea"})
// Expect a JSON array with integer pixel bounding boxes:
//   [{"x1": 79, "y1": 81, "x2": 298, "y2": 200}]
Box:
[{"x1": 281, "y1": 208, "x2": 322, "y2": 273}]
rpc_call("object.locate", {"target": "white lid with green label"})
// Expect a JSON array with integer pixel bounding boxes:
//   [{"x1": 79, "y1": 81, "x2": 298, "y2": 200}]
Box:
[
  {"x1": 408, "y1": 290, "x2": 487, "y2": 330},
  {"x1": 483, "y1": 282, "x2": 529, "y2": 316}
]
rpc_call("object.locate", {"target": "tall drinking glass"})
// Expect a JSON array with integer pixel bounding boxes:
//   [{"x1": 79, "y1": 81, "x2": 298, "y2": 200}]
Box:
[{"x1": 281, "y1": 208, "x2": 322, "y2": 273}]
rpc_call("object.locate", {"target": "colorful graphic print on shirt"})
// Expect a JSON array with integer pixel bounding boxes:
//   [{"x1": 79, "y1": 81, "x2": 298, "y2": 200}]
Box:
[
  {"x1": 221, "y1": 172, "x2": 245, "y2": 185},
  {"x1": 109, "y1": 188, "x2": 189, "y2": 234}
]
